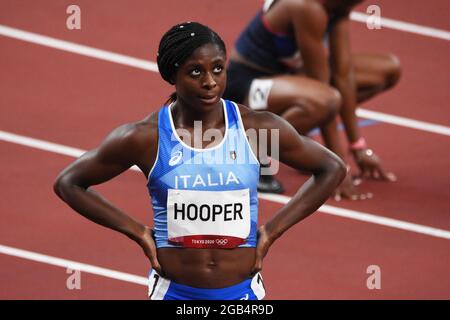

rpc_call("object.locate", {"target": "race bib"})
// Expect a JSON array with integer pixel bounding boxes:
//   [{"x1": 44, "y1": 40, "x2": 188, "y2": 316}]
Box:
[{"x1": 167, "y1": 189, "x2": 251, "y2": 248}]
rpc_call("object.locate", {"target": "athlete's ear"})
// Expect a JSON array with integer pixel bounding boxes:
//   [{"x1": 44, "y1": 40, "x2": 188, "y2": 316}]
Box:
[{"x1": 169, "y1": 71, "x2": 176, "y2": 85}]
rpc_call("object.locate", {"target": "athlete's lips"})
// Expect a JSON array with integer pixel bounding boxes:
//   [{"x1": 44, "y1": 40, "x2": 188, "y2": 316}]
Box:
[{"x1": 199, "y1": 95, "x2": 219, "y2": 104}]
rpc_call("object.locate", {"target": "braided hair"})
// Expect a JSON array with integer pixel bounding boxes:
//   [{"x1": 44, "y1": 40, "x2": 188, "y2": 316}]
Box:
[{"x1": 157, "y1": 22, "x2": 227, "y2": 103}]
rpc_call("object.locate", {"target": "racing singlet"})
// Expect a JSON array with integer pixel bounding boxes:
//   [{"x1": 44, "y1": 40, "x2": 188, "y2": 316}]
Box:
[{"x1": 147, "y1": 99, "x2": 260, "y2": 249}]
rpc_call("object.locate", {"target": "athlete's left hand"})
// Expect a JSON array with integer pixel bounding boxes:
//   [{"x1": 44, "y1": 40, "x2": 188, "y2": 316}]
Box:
[
  {"x1": 251, "y1": 225, "x2": 273, "y2": 276},
  {"x1": 352, "y1": 148, "x2": 397, "y2": 181}
]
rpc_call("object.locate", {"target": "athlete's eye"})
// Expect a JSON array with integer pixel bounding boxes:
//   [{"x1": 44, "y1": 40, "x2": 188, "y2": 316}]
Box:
[
  {"x1": 213, "y1": 65, "x2": 223, "y2": 73},
  {"x1": 190, "y1": 69, "x2": 201, "y2": 77}
]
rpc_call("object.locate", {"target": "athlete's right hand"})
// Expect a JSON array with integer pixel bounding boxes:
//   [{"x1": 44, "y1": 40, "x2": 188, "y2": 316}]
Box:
[
  {"x1": 352, "y1": 148, "x2": 397, "y2": 182},
  {"x1": 333, "y1": 172, "x2": 373, "y2": 201},
  {"x1": 137, "y1": 226, "x2": 163, "y2": 275}
]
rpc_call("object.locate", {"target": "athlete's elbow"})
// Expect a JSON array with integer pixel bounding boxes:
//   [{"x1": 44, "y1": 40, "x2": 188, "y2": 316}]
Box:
[
  {"x1": 53, "y1": 173, "x2": 67, "y2": 200},
  {"x1": 53, "y1": 171, "x2": 77, "y2": 201}
]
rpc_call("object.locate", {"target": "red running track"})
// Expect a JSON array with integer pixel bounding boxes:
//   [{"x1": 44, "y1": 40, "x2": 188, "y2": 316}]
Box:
[{"x1": 0, "y1": 0, "x2": 449, "y2": 299}]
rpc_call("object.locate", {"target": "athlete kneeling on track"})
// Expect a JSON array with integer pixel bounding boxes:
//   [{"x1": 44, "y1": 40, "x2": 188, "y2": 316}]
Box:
[{"x1": 224, "y1": 0, "x2": 401, "y2": 198}]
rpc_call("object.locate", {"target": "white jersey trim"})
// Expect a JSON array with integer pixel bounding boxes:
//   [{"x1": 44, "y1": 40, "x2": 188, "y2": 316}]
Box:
[
  {"x1": 148, "y1": 269, "x2": 171, "y2": 300},
  {"x1": 231, "y1": 101, "x2": 260, "y2": 166},
  {"x1": 251, "y1": 272, "x2": 266, "y2": 300},
  {"x1": 168, "y1": 99, "x2": 229, "y2": 152}
]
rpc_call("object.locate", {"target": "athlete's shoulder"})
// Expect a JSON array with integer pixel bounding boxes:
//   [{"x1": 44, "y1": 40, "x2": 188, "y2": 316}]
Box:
[
  {"x1": 287, "y1": 0, "x2": 327, "y2": 28},
  {"x1": 118, "y1": 111, "x2": 158, "y2": 142},
  {"x1": 130, "y1": 111, "x2": 159, "y2": 149},
  {"x1": 286, "y1": 0, "x2": 324, "y2": 13},
  {"x1": 101, "y1": 111, "x2": 158, "y2": 155},
  {"x1": 235, "y1": 103, "x2": 284, "y2": 131}
]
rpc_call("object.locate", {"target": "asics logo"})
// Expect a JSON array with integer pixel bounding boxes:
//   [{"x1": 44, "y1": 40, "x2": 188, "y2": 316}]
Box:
[
  {"x1": 215, "y1": 239, "x2": 228, "y2": 246},
  {"x1": 240, "y1": 294, "x2": 249, "y2": 300},
  {"x1": 169, "y1": 151, "x2": 183, "y2": 166}
]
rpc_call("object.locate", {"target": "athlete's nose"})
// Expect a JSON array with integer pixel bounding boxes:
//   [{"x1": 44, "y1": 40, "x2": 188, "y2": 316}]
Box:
[{"x1": 202, "y1": 71, "x2": 217, "y2": 90}]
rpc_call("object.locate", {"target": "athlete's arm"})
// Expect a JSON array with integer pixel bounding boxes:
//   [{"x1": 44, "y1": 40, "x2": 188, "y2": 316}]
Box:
[
  {"x1": 244, "y1": 109, "x2": 346, "y2": 273},
  {"x1": 53, "y1": 120, "x2": 162, "y2": 273},
  {"x1": 290, "y1": 1, "x2": 366, "y2": 199},
  {"x1": 329, "y1": 16, "x2": 395, "y2": 181},
  {"x1": 329, "y1": 16, "x2": 359, "y2": 144},
  {"x1": 290, "y1": 0, "x2": 330, "y2": 82}
]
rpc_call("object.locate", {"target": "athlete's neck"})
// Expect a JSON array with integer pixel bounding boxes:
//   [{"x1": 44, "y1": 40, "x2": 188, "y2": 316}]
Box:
[{"x1": 171, "y1": 99, "x2": 224, "y2": 129}]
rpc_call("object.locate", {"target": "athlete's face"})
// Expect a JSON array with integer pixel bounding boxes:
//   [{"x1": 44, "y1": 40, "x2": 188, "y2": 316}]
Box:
[{"x1": 174, "y1": 43, "x2": 227, "y2": 112}]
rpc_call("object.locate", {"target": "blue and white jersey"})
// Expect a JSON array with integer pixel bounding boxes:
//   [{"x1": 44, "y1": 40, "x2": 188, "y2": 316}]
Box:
[{"x1": 147, "y1": 99, "x2": 260, "y2": 248}]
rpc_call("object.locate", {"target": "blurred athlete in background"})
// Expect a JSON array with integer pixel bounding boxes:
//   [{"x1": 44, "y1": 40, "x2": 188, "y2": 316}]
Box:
[{"x1": 224, "y1": 0, "x2": 401, "y2": 199}]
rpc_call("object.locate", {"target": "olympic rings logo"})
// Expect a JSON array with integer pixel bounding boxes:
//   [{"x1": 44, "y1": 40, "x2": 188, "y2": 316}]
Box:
[{"x1": 215, "y1": 239, "x2": 228, "y2": 246}]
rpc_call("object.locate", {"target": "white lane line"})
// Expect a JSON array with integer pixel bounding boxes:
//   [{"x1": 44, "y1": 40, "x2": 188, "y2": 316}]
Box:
[
  {"x1": 259, "y1": 193, "x2": 450, "y2": 240},
  {"x1": 0, "y1": 130, "x2": 141, "y2": 172},
  {"x1": 0, "y1": 130, "x2": 86, "y2": 157},
  {"x1": 351, "y1": 12, "x2": 450, "y2": 41},
  {"x1": 0, "y1": 244, "x2": 148, "y2": 286},
  {"x1": 357, "y1": 108, "x2": 450, "y2": 136},
  {"x1": 1, "y1": 24, "x2": 449, "y2": 136},
  {"x1": 1, "y1": 129, "x2": 450, "y2": 241},
  {"x1": 0, "y1": 25, "x2": 158, "y2": 72}
]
